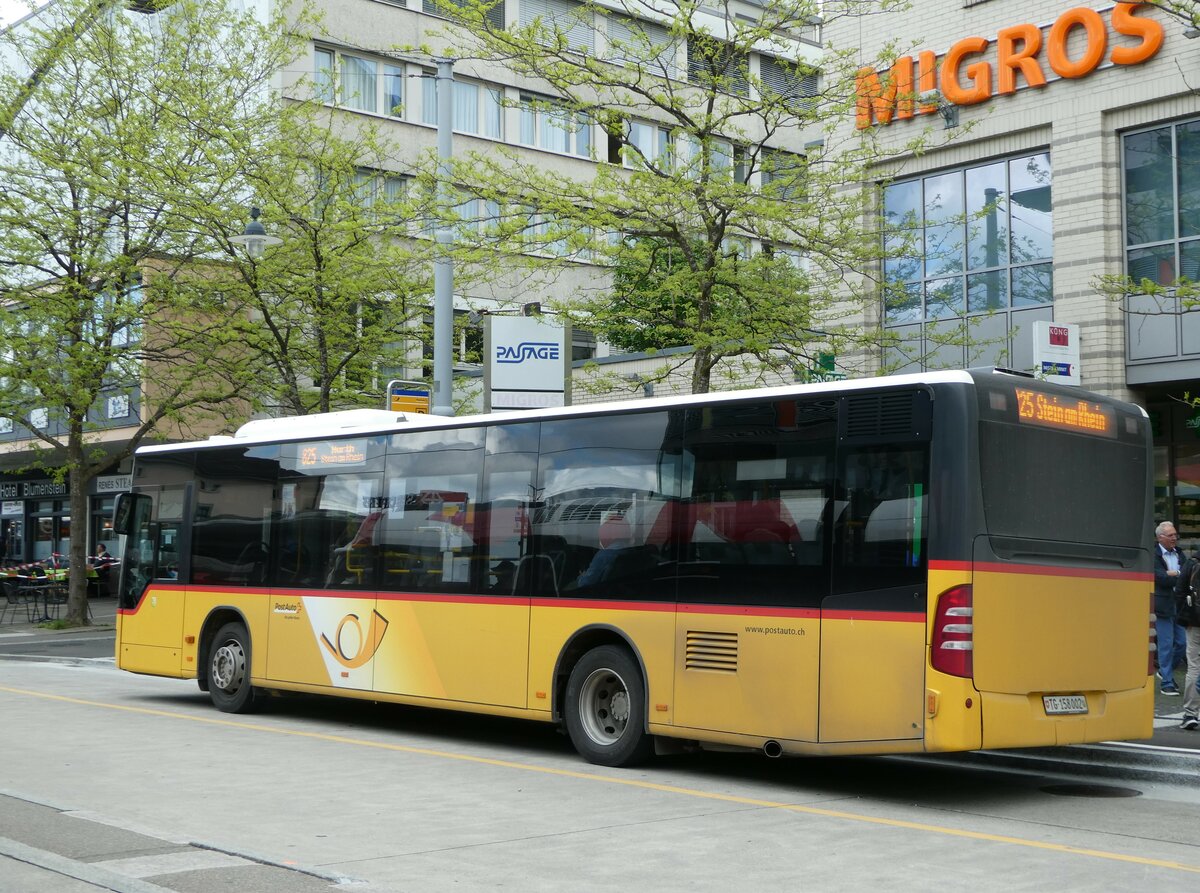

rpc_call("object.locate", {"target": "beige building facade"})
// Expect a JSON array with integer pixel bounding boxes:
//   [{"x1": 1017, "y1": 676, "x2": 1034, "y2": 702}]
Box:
[{"x1": 837, "y1": 0, "x2": 1200, "y2": 529}]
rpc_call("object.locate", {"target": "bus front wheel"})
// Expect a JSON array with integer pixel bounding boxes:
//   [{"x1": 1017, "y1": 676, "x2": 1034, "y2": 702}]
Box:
[
  {"x1": 564, "y1": 645, "x2": 652, "y2": 767},
  {"x1": 207, "y1": 622, "x2": 256, "y2": 713}
]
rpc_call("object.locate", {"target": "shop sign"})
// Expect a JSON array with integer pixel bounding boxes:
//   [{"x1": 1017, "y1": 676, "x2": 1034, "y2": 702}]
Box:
[
  {"x1": 23, "y1": 480, "x2": 66, "y2": 498},
  {"x1": 485, "y1": 315, "x2": 571, "y2": 411},
  {"x1": 1, "y1": 501, "x2": 21, "y2": 517},
  {"x1": 1032, "y1": 321, "x2": 1081, "y2": 386},
  {"x1": 96, "y1": 474, "x2": 133, "y2": 494},
  {"x1": 856, "y1": 3, "x2": 1164, "y2": 128}
]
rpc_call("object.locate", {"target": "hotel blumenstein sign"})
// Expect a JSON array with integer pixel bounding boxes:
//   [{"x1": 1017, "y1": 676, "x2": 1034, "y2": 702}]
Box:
[{"x1": 856, "y1": 3, "x2": 1164, "y2": 128}]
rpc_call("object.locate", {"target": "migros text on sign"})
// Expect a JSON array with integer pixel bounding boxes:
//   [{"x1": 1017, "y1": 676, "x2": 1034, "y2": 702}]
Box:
[{"x1": 856, "y1": 3, "x2": 1163, "y2": 129}]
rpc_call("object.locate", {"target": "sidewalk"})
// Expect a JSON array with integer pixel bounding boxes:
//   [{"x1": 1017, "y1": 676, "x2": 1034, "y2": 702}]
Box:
[
  {"x1": 0, "y1": 596, "x2": 116, "y2": 633},
  {"x1": 1152, "y1": 663, "x2": 1200, "y2": 748}
]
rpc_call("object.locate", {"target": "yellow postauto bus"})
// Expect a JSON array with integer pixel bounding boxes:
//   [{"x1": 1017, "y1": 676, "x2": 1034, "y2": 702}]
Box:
[{"x1": 113, "y1": 368, "x2": 1154, "y2": 766}]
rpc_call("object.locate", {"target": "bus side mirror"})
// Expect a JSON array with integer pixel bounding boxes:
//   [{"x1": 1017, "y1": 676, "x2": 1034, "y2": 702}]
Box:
[{"x1": 113, "y1": 492, "x2": 151, "y2": 535}]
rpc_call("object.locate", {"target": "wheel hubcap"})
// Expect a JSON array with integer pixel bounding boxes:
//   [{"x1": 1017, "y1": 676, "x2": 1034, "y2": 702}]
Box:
[
  {"x1": 578, "y1": 668, "x2": 631, "y2": 746},
  {"x1": 212, "y1": 640, "x2": 246, "y2": 692}
]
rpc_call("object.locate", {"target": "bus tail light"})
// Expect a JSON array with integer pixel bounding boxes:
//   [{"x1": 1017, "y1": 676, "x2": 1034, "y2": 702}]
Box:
[
  {"x1": 1149, "y1": 594, "x2": 1157, "y2": 676},
  {"x1": 931, "y1": 584, "x2": 973, "y2": 678}
]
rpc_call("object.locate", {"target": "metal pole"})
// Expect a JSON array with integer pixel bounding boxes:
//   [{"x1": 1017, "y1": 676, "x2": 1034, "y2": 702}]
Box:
[{"x1": 432, "y1": 57, "x2": 455, "y2": 416}]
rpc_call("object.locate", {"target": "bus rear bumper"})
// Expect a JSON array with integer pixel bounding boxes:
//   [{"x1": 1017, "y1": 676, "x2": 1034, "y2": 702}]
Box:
[{"x1": 978, "y1": 680, "x2": 1155, "y2": 750}]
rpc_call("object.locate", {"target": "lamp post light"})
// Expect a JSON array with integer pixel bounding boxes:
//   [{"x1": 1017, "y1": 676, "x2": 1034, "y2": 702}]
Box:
[{"x1": 231, "y1": 206, "x2": 282, "y2": 260}]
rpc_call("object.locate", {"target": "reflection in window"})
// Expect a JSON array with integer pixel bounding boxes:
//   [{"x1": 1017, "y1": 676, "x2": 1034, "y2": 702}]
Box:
[
  {"x1": 882, "y1": 152, "x2": 1053, "y2": 369},
  {"x1": 374, "y1": 434, "x2": 484, "y2": 593},
  {"x1": 191, "y1": 449, "x2": 281, "y2": 587},
  {"x1": 532, "y1": 413, "x2": 679, "y2": 600},
  {"x1": 834, "y1": 446, "x2": 929, "y2": 594},
  {"x1": 1124, "y1": 121, "x2": 1200, "y2": 287},
  {"x1": 678, "y1": 399, "x2": 836, "y2": 607}
]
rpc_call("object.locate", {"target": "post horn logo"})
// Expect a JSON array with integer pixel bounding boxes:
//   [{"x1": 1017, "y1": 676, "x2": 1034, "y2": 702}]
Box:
[{"x1": 319, "y1": 610, "x2": 389, "y2": 669}]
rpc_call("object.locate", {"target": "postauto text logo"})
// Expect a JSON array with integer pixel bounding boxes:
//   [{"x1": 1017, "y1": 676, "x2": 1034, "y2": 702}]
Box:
[{"x1": 496, "y1": 342, "x2": 560, "y2": 364}]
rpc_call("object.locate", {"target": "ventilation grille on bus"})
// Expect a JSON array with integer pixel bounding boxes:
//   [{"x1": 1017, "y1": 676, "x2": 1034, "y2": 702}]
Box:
[
  {"x1": 844, "y1": 392, "x2": 918, "y2": 439},
  {"x1": 685, "y1": 630, "x2": 738, "y2": 673}
]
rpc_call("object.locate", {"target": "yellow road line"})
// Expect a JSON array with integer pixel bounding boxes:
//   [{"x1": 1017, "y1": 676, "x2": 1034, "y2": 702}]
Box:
[{"x1": 3, "y1": 684, "x2": 1198, "y2": 874}]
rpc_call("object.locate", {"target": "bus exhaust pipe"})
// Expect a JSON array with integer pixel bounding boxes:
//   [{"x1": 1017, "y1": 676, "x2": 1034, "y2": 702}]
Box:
[{"x1": 762, "y1": 740, "x2": 783, "y2": 758}]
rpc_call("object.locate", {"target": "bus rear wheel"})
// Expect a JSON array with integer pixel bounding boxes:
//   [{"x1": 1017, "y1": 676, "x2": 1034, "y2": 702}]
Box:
[
  {"x1": 564, "y1": 645, "x2": 652, "y2": 767},
  {"x1": 207, "y1": 622, "x2": 256, "y2": 713}
]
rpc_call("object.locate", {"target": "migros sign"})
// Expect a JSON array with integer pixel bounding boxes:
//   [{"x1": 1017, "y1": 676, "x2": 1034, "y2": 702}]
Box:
[{"x1": 855, "y1": 3, "x2": 1164, "y2": 129}]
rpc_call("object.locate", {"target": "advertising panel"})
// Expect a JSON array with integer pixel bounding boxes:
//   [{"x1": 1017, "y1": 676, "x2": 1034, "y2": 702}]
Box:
[
  {"x1": 1032, "y1": 320, "x2": 1081, "y2": 386},
  {"x1": 485, "y1": 316, "x2": 571, "y2": 410}
]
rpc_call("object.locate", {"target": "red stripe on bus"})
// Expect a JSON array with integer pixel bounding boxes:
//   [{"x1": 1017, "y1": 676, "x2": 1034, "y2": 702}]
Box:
[
  {"x1": 822, "y1": 610, "x2": 925, "y2": 623},
  {"x1": 677, "y1": 603, "x2": 819, "y2": 619},
  {"x1": 929, "y1": 559, "x2": 1149, "y2": 582},
  {"x1": 531, "y1": 598, "x2": 675, "y2": 613},
  {"x1": 377, "y1": 592, "x2": 529, "y2": 608}
]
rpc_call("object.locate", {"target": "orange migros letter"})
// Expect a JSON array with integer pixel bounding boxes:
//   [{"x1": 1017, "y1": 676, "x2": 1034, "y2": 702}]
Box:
[
  {"x1": 996, "y1": 23, "x2": 1047, "y2": 94},
  {"x1": 917, "y1": 50, "x2": 940, "y2": 115},
  {"x1": 891, "y1": 55, "x2": 917, "y2": 120},
  {"x1": 1110, "y1": 2, "x2": 1164, "y2": 65},
  {"x1": 941, "y1": 36, "x2": 992, "y2": 105},
  {"x1": 1047, "y1": 7, "x2": 1107, "y2": 79},
  {"x1": 856, "y1": 62, "x2": 904, "y2": 128}
]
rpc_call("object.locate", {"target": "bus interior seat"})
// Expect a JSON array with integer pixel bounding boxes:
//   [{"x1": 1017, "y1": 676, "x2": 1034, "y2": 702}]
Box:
[{"x1": 515, "y1": 554, "x2": 559, "y2": 596}]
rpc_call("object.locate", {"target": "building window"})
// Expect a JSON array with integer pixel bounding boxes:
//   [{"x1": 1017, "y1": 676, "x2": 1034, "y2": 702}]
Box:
[
  {"x1": 761, "y1": 148, "x2": 804, "y2": 200},
  {"x1": 519, "y1": 0, "x2": 595, "y2": 54},
  {"x1": 624, "y1": 119, "x2": 670, "y2": 168},
  {"x1": 30, "y1": 408, "x2": 48, "y2": 429},
  {"x1": 519, "y1": 93, "x2": 590, "y2": 156},
  {"x1": 314, "y1": 48, "x2": 335, "y2": 104},
  {"x1": 606, "y1": 14, "x2": 678, "y2": 79},
  {"x1": 687, "y1": 38, "x2": 748, "y2": 96},
  {"x1": 423, "y1": 76, "x2": 504, "y2": 139},
  {"x1": 316, "y1": 48, "x2": 406, "y2": 118},
  {"x1": 0, "y1": 418, "x2": 11, "y2": 434},
  {"x1": 384, "y1": 63, "x2": 404, "y2": 117},
  {"x1": 340, "y1": 55, "x2": 378, "y2": 113},
  {"x1": 1122, "y1": 120, "x2": 1200, "y2": 368},
  {"x1": 1125, "y1": 122, "x2": 1200, "y2": 286},
  {"x1": 107, "y1": 395, "x2": 130, "y2": 419},
  {"x1": 881, "y1": 152, "x2": 1054, "y2": 372},
  {"x1": 676, "y1": 133, "x2": 746, "y2": 182},
  {"x1": 423, "y1": 0, "x2": 505, "y2": 31},
  {"x1": 759, "y1": 56, "x2": 818, "y2": 113}
]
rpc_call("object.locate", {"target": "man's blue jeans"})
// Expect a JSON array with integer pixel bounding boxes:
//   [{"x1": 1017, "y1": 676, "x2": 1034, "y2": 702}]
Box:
[{"x1": 1157, "y1": 616, "x2": 1187, "y2": 683}]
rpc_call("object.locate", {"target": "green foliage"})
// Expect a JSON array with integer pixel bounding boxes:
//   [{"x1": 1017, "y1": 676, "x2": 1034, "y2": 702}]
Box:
[
  {"x1": 209, "y1": 110, "x2": 434, "y2": 415},
  {"x1": 0, "y1": 0, "x2": 320, "y2": 623},
  {"x1": 418, "y1": 0, "x2": 934, "y2": 392}
]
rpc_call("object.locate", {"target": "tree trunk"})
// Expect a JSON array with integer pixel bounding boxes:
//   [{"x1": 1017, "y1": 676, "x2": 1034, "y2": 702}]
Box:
[
  {"x1": 690, "y1": 345, "x2": 714, "y2": 394},
  {"x1": 65, "y1": 432, "x2": 91, "y2": 627}
]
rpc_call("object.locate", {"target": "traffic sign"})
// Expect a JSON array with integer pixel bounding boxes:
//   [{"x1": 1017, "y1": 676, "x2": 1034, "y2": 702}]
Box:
[{"x1": 387, "y1": 380, "x2": 430, "y2": 413}]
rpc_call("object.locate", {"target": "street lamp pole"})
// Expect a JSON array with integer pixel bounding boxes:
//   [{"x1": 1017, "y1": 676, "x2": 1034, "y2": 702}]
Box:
[{"x1": 432, "y1": 57, "x2": 455, "y2": 416}]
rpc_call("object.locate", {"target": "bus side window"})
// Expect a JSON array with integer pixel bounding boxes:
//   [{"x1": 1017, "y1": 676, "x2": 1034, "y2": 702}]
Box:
[{"x1": 834, "y1": 446, "x2": 929, "y2": 593}]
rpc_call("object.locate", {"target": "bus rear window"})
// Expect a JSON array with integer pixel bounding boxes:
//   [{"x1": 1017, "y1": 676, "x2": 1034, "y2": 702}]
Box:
[{"x1": 978, "y1": 421, "x2": 1147, "y2": 545}]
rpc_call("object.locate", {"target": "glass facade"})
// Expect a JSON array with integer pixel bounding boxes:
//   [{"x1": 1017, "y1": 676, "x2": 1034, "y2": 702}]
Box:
[
  {"x1": 882, "y1": 152, "x2": 1054, "y2": 372},
  {"x1": 1123, "y1": 119, "x2": 1200, "y2": 365}
]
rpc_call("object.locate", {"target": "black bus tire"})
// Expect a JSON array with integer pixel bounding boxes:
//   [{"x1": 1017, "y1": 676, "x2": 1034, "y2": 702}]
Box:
[
  {"x1": 564, "y1": 645, "x2": 652, "y2": 767},
  {"x1": 207, "y1": 622, "x2": 256, "y2": 713}
]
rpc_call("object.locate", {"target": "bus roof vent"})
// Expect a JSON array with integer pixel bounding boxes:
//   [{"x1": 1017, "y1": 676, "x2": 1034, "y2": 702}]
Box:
[{"x1": 841, "y1": 391, "x2": 927, "y2": 442}]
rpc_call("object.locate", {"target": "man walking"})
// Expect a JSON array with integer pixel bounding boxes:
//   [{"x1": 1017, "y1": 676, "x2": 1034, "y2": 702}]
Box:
[
  {"x1": 1176, "y1": 548, "x2": 1200, "y2": 729},
  {"x1": 1154, "y1": 521, "x2": 1186, "y2": 696}
]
